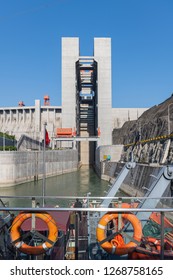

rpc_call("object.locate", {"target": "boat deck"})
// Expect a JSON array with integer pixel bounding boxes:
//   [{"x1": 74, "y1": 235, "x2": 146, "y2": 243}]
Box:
[
  {"x1": 66, "y1": 214, "x2": 88, "y2": 260},
  {"x1": 1, "y1": 195, "x2": 173, "y2": 260}
]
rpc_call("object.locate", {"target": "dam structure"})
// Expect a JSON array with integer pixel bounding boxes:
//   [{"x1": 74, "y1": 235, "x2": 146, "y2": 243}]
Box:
[
  {"x1": 0, "y1": 99, "x2": 62, "y2": 145},
  {"x1": 0, "y1": 37, "x2": 147, "y2": 165}
]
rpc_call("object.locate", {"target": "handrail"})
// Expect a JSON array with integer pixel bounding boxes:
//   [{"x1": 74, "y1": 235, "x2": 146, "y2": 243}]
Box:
[
  {"x1": 0, "y1": 195, "x2": 172, "y2": 200},
  {"x1": 0, "y1": 206, "x2": 172, "y2": 260},
  {"x1": 0, "y1": 207, "x2": 172, "y2": 212}
]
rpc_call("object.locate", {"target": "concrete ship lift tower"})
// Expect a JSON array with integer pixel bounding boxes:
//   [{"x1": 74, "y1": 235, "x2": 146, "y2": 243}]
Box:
[{"x1": 57, "y1": 37, "x2": 112, "y2": 165}]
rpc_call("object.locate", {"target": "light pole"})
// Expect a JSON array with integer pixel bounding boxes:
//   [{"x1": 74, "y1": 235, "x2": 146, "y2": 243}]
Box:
[{"x1": 168, "y1": 103, "x2": 173, "y2": 135}]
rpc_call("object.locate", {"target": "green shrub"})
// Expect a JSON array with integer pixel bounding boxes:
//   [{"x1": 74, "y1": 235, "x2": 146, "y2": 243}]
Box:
[{"x1": 0, "y1": 146, "x2": 17, "y2": 151}]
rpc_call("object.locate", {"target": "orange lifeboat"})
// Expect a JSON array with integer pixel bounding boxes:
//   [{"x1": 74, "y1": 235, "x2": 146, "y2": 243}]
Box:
[
  {"x1": 10, "y1": 212, "x2": 58, "y2": 255},
  {"x1": 96, "y1": 212, "x2": 142, "y2": 255}
]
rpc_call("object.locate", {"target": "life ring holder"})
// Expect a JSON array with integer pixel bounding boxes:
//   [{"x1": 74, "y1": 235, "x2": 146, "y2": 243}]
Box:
[
  {"x1": 96, "y1": 212, "x2": 142, "y2": 256},
  {"x1": 10, "y1": 212, "x2": 58, "y2": 255}
]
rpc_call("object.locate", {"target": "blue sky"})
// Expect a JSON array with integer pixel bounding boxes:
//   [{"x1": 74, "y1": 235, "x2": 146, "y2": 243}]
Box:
[{"x1": 0, "y1": 0, "x2": 173, "y2": 108}]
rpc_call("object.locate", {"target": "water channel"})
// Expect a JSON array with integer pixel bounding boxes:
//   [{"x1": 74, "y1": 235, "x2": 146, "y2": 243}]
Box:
[{"x1": 0, "y1": 166, "x2": 123, "y2": 208}]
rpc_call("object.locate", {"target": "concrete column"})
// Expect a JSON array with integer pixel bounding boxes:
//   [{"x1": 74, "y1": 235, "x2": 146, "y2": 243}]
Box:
[
  {"x1": 35, "y1": 99, "x2": 41, "y2": 132},
  {"x1": 47, "y1": 108, "x2": 49, "y2": 124},
  {"x1": 3, "y1": 110, "x2": 6, "y2": 123},
  {"x1": 23, "y1": 109, "x2": 26, "y2": 123},
  {"x1": 61, "y1": 37, "x2": 79, "y2": 129},
  {"x1": 17, "y1": 110, "x2": 19, "y2": 122},
  {"x1": 30, "y1": 109, "x2": 32, "y2": 123},
  {"x1": 94, "y1": 38, "x2": 112, "y2": 145},
  {"x1": 54, "y1": 109, "x2": 56, "y2": 133},
  {"x1": 10, "y1": 110, "x2": 12, "y2": 122}
]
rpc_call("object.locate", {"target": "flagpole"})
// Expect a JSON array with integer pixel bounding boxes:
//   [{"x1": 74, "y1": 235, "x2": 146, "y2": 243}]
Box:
[{"x1": 42, "y1": 122, "x2": 47, "y2": 207}]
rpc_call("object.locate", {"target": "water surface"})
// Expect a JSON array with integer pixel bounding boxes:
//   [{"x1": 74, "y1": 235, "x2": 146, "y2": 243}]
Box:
[{"x1": 0, "y1": 166, "x2": 118, "y2": 207}]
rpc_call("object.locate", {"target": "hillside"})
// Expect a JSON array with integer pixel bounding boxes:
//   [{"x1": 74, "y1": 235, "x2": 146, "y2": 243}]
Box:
[{"x1": 112, "y1": 95, "x2": 173, "y2": 145}]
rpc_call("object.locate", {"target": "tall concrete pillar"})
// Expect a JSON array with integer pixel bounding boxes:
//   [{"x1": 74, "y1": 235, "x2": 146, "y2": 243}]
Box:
[
  {"x1": 94, "y1": 38, "x2": 112, "y2": 145},
  {"x1": 61, "y1": 37, "x2": 79, "y2": 129},
  {"x1": 35, "y1": 99, "x2": 41, "y2": 132}
]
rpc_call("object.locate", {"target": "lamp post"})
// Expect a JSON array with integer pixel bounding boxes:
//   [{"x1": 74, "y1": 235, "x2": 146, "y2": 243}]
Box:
[
  {"x1": 168, "y1": 103, "x2": 173, "y2": 135},
  {"x1": 42, "y1": 122, "x2": 47, "y2": 207}
]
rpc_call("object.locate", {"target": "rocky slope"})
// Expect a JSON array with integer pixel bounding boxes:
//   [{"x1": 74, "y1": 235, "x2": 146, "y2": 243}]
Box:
[
  {"x1": 113, "y1": 95, "x2": 173, "y2": 145},
  {"x1": 112, "y1": 95, "x2": 173, "y2": 164}
]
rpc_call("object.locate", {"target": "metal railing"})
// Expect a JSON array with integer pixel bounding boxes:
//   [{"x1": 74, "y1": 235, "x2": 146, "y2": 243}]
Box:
[{"x1": 0, "y1": 195, "x2": 173, "y2": 260}]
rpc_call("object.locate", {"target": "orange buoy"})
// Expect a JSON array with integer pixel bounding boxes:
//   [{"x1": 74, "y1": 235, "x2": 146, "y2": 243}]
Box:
[
  {"x1": 96, "y1": 212, "x2": 142, "y2": 255},
  {"x1": 10, "y1": 212, "x2": 58, "y2": 255}
]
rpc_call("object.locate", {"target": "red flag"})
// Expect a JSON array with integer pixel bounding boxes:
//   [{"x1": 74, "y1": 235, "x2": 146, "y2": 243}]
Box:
[{"x1": 45, "y1": 129, "x2": 50, "y2": 145}]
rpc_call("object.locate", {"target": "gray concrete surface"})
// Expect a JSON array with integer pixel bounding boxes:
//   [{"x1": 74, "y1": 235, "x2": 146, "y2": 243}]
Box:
[{"x1": 0, "y1": 150, "x2": 78, "y2": 187}]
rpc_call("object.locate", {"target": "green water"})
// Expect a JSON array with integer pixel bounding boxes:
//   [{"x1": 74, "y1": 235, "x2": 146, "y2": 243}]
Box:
[{"x1": 0, "y1": 166, "x2": 119, "y2": 208}]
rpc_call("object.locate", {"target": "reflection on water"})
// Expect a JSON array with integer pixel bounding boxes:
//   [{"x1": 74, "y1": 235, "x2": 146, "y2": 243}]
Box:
[{"x1": 0, "y1": 166, "x2": 119, "y2": 208}]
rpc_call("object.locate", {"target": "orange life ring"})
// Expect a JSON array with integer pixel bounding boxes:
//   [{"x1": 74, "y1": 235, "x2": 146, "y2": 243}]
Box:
[
  {"x1": 96, "y1": 212, "x2": 142, "y2": 255},
  {"x1": 10, "y1": 212, "x2": 58, "y2": 255}
]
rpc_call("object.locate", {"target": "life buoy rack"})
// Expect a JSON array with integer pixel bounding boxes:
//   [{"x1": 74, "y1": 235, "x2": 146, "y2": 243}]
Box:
[
  {"x1": 96, "y1": 212, "x2": 142, "y2": 256},
  {"x1": 10, "y1": 212, "x2": 58, "y2": 255}
]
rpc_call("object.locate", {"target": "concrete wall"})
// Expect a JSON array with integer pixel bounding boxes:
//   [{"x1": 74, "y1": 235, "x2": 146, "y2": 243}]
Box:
[
  {"x1": 0, "y1": 100, "x2": 61, "y2": 142},
  {"x1": 0, "y1": 103, "x2": 147, "y2": 152},
  {"x1": 95, "y1": 145, "x2": 123, "y2": 177},
  {"x1": 0, "y1": 150, "x2": 78, "y2": 187},
  {"x1": 112, "y1": 108, "x2": 148, "y2": 128},
  {"x1": 96, "y1": 145, "x2": 123, "y2": 162},
  {"x1": 100, "y1": 161, "x2": 172, "y2": 204}
]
